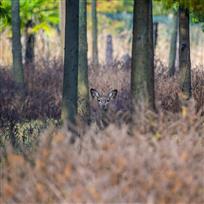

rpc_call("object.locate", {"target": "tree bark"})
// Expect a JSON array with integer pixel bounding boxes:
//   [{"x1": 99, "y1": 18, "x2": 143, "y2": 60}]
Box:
[
  {"x1": 153, "y1": 22, "x2": 158, "y2": 49},
  {"x1": 168, "y1": 10, "x2": 178, "y2": 77},
  {"x1": 59, "y1": 0, "x2": 65, "y2": 59},
  {"x1": 91, "y1": 0, "x2": 99, "y2": 67},
  {"x1": 11, "y1": 0, "x2": 24, "y2": 87},
  {"x1": 78, "y1": 0, "x2": 90, "y2": 123},
  {"x1": 179, "y1": 6, "x2": 191, "y2": 99},
  {"x1": 131, "y1": 0, "x2": 155, "y2": 109},
  {"x1": 25, "y1": 20, "x2": 35, "y2": 66},
  {"x1": 62, "y1": 0, "x2": 79, "y2": 123}
]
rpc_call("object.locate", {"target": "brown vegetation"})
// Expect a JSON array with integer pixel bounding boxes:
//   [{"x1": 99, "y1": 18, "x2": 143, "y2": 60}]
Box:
[{"x1": 1, "y1": 60, "x2": 204, "y2": 203}]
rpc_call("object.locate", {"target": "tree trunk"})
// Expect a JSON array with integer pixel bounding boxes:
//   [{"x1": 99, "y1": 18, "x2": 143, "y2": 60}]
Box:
[
  {"x1": 105, "y1": 34, "x2": 113, "y2": 66},
  {"x1": 179, "y1": 6, "x2": 191, "y2": 99},
  {"x1": 91, "y1": 0, "x2": 99, "y2": 67},
  {"x1": 59, "y1": 0, "x2": 65, "y2": 59},
  {"x1": 78, "y1": 0, "x2": 90, "y2": 123},
  {"x1": 131, "y1": 0, "x2": 155, "y2": 109},
  {"x1": 25, "y1": 20, "x2": 35, "y2": 66},
  {"x1": 153, "y1": 22, "x2": 158, "y2": 49},
  {"x1": 11, "y1": 0, "x2": 24, "y2": 87},
  {"x1": 168, "y1": 10, "x2": 178, "y2": 77},
  {"x1": 62, "y1": 0, "x2": 79, "y2": 123}
]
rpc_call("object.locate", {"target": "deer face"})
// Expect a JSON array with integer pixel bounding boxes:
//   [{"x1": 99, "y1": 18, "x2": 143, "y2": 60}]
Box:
[{"x1": 90, "y1": 88, "x2": 118, "y2": 112}]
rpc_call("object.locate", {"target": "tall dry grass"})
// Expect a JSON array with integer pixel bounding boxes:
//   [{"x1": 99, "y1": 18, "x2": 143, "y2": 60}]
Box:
[
  {"x1": 1, "y1": 58, "x2": 204, "y2": 203},
  {"x1": 1, "y1": 57, "x2": 204, "y2": 126},
  {"x1": 1, "y1": 101, "x2": 204, "y2": 203}
]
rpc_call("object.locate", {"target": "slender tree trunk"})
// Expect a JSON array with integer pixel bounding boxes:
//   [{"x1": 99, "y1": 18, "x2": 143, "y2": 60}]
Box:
[
  {"x1": 62, "y1": 0, "x2": 79, "y2": 123},
  {"x1": 131, "y1": 0, "x2": 155, "y2": 109},
  {"x1": 78, "y1": 0, "x2": 90, "y2": 123},
  {"x1": 59, "y1": 0, "x2": 65, "y2": 59},
  {"x1": 179, "y1": 6, "x2": 191, "y2": 99},
  {"x1": 25, "y1": 20, "x2": 35, "y2": 66},
  {"x1": 175, "y1": 30, "x2": 179, "y2": 70},
  {"x1": 168, "y1": 10, "x2": 178, "y2": 77},
  {"x1": 11, "y1": 0, "x2": 24, "y2": 87},
  {"x1": 153, "y1": 22, "x2": 158, "y2": 49},
  {"x1": 91, "y1": 0, "x2": 99, "y2": 67},
  {"x1": 105, "y1": 34, "x2": 113, "y2": 66},
  {"x1": 147, "y1": 1, "x2": 155, "y2": 108}
]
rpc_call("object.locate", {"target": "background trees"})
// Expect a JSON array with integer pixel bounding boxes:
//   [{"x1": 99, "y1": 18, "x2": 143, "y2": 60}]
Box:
[
  {"x1": 78, "y1": 0, "x2": 90, "y2": 123},
  {"x1": 59, "y1": 0, "x2": 65, "y2": 58},
  {"x1": 91, "y1": 0, "x2": 99, "y2": 67},
  {"x1": 1, "y1": 0, "x2": 204, "y2": 123},
  {"x1": 11, "y1": 0, "x2": 24, "y2": 87},
  {"x1": 168, "y1": 9, "x2": 178, "y2": 77},
  {"x1": 0, "y1": 0, "x2": 59, "y2": 65},
  {"x1": 156, "y1": 0, "x2": 204, "y2": 99}
]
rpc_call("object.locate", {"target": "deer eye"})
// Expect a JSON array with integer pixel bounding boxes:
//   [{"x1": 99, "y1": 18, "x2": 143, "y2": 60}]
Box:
[
  {"x1": 107, "y1": 99, "x2": 110, "y2": 102},
  {"x1": 97, "y1": 99, "x2": 101, "y2": 102}
]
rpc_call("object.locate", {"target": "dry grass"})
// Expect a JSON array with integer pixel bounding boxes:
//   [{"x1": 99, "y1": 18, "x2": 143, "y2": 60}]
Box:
[
  {"x1": 1, "y1": 105, "x2": 204, "y2": 203},
  {"x1": 1, "y1": 58, "x2": 204, "y2": 203}
]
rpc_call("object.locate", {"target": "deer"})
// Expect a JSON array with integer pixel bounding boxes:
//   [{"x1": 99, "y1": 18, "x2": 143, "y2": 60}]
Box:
[{"x1": 90, "y1": 88, "x2": 118, "y2": 129}]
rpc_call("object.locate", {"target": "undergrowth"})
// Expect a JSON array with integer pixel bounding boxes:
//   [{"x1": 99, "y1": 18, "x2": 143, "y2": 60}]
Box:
[
  {"x1": 1, "y1": 106, "x2": 204, "y2": 203},
  {"x1": 1, "y1": 59, "x2": 204, "y2": 203}
]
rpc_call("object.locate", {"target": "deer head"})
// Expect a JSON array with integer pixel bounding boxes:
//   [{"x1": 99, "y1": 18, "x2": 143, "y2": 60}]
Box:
[{"x1": 90, "y1": 88, "x2": 118, "y2": 112}]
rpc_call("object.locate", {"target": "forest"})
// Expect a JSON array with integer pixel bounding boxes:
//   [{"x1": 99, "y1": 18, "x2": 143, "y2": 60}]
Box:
[{"x1": 1, "y1": 0, "x2": 204, "y2": 203}]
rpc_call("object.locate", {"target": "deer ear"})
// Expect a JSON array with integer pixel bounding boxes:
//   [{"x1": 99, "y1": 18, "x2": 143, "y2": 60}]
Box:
[
  {"x1": 108, "y1": 89, "x2": 118, "y2": 100},
  {"x1": 90, "y1": 88, "x2": 100, "y2": 98}
]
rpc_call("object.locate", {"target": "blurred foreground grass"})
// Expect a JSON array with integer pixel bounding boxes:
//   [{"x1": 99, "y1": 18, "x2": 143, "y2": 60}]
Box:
[{"x1": 1, "y1": 104, "x2": 204, "y2": 203}]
